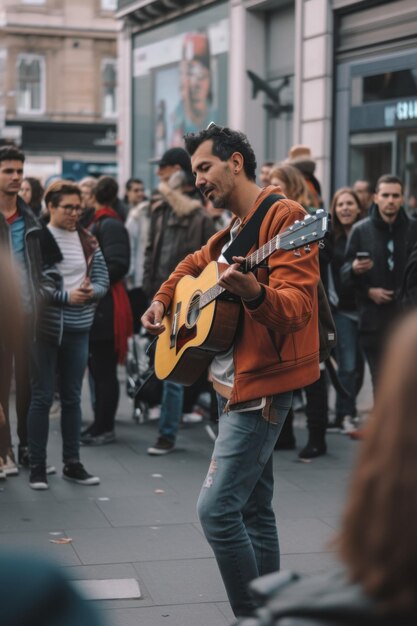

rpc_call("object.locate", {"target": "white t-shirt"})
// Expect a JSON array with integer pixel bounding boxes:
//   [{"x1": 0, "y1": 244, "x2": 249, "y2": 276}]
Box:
[{"x1": 47, "y1": 225, "x2": 87, "y2": 294}]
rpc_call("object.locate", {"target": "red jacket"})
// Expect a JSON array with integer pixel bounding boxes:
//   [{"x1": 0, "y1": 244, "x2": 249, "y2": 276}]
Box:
[{"x1": 154, "y1": 186, "x2": 320, "y2": 405}]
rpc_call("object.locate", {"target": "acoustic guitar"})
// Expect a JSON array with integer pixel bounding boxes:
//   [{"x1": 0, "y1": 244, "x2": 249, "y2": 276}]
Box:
[{"x1": 154, "y1": 210, "x2": 328, "y2": 385}]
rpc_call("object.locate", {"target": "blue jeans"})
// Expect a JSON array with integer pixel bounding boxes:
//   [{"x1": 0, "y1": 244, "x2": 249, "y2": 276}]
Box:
[
  {"x1": 159, "y1": 381, "x2": 184, "y2": 442},
  {"x1": 28, "y1": 331, "x2": 89, "y2": 466},
  {"x1": 334, "y1": 311, "x2": 360, "y2": 418},
  {"x1": 197, "y1": 391, "x2": 292, "y2": 616}
]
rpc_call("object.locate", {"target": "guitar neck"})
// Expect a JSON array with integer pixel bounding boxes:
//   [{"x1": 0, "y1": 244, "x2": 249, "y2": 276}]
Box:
[{"x1": 200, "y1": 233, "x2": 281, "y2": 308}]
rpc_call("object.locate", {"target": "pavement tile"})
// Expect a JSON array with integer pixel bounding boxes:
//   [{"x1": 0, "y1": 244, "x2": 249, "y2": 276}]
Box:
[
  {"x1": 133, "y1": 558, "x2": 227, "y2": 605},
  {"x1": 102, "y1": 603, "x2": 231, "y2": 626},
  {"x1": 68, "y1": 524, "x2": 212, "y2": 565},
  {"x1": 281, "y1": 551, "x2": 338, "y2": 575},
  {"x1": 278, "y1": 517, "x2": 335, "y2": 554},
  {"x1": 0, "y1": 531, "x2": 81, "y2": 566},
  {"x1": 0, "y1": 499, "x2": 110, "y2": 532},
  {"x1": 96, "y1": 494, "x2": 199, "y2": 527},
  {"x1": 274, "y1": 490, "x2": 347, "y2": 519}
]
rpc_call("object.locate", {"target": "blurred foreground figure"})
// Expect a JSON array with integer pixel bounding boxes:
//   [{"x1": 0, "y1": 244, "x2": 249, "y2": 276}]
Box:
[
  {"x1": 0, "y1": 551, "x2": 103, "y2": 626},
  {"x1": 236, "y1": 309, "x2": 417, "y2": 625}
]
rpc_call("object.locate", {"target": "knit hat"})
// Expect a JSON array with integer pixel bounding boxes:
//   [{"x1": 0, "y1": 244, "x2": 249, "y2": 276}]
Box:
[{"x1": 287, "y1": 145, "x2": 316, "y2": 175}]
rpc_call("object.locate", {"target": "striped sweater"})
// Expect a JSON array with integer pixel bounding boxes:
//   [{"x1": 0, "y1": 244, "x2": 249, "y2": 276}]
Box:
[{"x1": 37, "y1": 224, "x2": 109, "y2": 344}]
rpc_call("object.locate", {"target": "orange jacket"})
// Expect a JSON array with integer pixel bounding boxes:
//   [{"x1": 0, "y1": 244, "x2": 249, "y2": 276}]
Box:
[{"x1": 154, "y1": 186, "x2": 321, "y2": 405}]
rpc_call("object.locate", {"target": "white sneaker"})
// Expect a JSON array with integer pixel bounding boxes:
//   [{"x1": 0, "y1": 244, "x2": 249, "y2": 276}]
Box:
[
  {"x1": 148, "y1": 405, "x2": 161, "y2": 420},
  {"x1": 182, "y1": 412, "x2": 203, "y2": 424},
  {"x1": 49, "y1": 399, "x2": 61, "y2": 418},
  {"x1": 341, "y1": 416, "x2": 359, "y2": 434},
  {"x1": 3, "y1": 456, "x2": 19, "y2": 476}
]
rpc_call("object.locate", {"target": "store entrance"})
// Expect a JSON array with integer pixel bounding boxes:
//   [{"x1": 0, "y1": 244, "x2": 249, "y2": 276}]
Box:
[
  {"x1": 349, "y1": 130, "x2": 417, "y2": 208},
  {"x1": 349, "y1": 132, "x2": 396, "y2": 188}
]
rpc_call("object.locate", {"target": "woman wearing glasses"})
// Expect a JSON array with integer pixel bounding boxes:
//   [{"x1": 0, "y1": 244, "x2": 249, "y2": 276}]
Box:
[{"x1": 27, "y1": 181, "x2": 109, "y2": 490}]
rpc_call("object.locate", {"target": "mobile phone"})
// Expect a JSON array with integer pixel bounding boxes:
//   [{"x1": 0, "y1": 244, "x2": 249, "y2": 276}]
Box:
[{"x1": 356, "y1": 251, "x2": 371, "y2": 260}]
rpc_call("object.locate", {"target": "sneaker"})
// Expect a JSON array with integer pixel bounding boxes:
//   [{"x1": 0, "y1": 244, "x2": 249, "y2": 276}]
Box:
[
  {"x1": 29, "y1": 465, "x2": 48, "y2": 490},
  {"x1": 18, "y1": 445, "x2": 30, "y2": 467},
  {"x1": 148, "y1": 405, "x2": 161, "y2": 421},
  {"x1": 147, "y1": 437, "x2": 175, "y2": 455},
  {"x1": 340, "y1": 415, "x2": 359, "y2": 434},
  {"x1": 3, "y1": 456, "x2": 19, "y2": 476},
  {"x1": 63, "y1": 462, "x2": 100, "y2": 485},
  {"x1": 49, "y1": 399, "x2": 61, "y2": 418},
  {"x1": 0, "y1": 460, "x2": 6, "y2": 480},
  {"x1": 81, "y1": 431, "x2": 116, "y2": 446},
  {"x1": 46, "y1": 465, "x2": 57, "y2": 475},
  {"x1": 182, "y1": 411, "x2": 203, "y2": 424}
]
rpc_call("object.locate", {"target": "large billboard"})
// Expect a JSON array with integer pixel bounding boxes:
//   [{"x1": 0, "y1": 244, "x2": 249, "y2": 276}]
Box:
[{"x1": 132, "y1": 3, "x2": 229, "y2": 186}]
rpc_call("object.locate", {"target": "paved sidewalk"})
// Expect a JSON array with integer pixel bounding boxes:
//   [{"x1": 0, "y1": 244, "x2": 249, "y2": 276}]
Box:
[{"x1": 0, "y1": 374, "x2": 371, "y2": 626}]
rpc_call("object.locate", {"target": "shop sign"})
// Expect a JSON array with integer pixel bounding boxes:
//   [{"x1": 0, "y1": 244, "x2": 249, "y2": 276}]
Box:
[{"x1": 384, "y1": 100, "x2": 417, "y2": 127}]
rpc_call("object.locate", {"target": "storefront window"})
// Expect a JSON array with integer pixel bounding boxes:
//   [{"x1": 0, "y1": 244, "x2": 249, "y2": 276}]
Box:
[{"x1": 354, "y1": 69, "x2": 417, "y2": 104}]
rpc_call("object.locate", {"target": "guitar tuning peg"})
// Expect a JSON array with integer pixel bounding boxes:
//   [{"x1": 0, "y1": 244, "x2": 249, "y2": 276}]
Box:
[
  {"x1": 304, "y1": 245, "x2": 311, "y2": 253},
  {"x1": 318, "y1": 240, "x2": 326, "y2": 249},
  {"x1": 293, "y1": 249, "x2": 301, "y2": 257}
]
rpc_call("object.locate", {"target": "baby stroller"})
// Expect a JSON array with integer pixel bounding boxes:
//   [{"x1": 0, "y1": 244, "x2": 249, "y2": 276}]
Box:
[{"x1": 126, "y1": 331, "x2": 162, "y2": 423}]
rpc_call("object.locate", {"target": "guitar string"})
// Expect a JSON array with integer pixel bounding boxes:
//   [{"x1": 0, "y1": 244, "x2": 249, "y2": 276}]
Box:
[{"x1": 179, "y1": 215, "x2": 324, "y2": 316}]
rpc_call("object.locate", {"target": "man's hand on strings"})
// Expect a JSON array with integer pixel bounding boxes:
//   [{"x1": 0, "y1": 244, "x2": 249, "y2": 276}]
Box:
[{"x1": 218, "y1": 256, "x2": 262, "y2": 301}]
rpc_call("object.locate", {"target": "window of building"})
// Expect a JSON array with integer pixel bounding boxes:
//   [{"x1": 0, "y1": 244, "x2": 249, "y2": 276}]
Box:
[
  {"x1": 352, "y1": 69, "x2": 417, "y2": 105},
  {"x1": 102, "y1": 59, "x2": 117, "y2": 118},
  {"x1": 101, "y1": 0, "x2": 117, "y2": 10},
  {"x1": 16, "y1": 54, "x2": 45, "y2": 114}
]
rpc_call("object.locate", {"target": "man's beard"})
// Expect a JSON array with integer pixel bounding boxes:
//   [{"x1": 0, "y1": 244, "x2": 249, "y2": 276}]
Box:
[{"x1": 211, "y1": 194, "x2": 227, "y2": 209}]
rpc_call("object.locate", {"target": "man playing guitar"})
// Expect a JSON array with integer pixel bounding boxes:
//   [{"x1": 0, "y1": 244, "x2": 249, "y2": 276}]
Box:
[{"x1": 142, "y1": 124, "x2": 321, "y2": 617}]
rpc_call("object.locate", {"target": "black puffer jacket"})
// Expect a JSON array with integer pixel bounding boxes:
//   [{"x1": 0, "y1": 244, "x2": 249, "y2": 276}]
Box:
[
  {"x1": 236, "y1": 569, "x2": 417, "y2": 626},
  {"x1": 89, "y1": 213, "x2": 130, "y2": 341},
  {"x1": 341, "y1": 204, "x2": 409, "y2": 334}
]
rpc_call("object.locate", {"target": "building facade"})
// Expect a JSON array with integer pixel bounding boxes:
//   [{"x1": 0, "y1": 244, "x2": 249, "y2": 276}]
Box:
[
  {"x1": 0, "y1": 0, "x2": 119, "y2": 181},
  {"x1": 117, "y1": 0, "x2": 417, "y2": 205}
]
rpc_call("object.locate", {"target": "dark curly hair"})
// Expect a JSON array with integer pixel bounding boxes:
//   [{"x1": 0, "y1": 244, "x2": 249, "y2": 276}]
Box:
[{"x1": 184, "y1": 125, "x2": 257, "y2": 182}]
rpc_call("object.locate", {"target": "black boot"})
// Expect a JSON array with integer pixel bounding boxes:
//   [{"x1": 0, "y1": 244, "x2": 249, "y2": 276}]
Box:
[{"x1": 298, "y1": 428, "x2": 327, "y2": 460}]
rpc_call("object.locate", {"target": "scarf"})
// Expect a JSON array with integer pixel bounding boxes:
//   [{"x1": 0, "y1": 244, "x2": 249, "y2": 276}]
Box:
[{"x1": 93, "y1": 207, "x2": 133, "y2": 363}]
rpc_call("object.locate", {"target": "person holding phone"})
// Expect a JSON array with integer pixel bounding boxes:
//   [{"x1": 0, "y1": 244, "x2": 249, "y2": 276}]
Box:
[
  {"x1": 342, "y1": 174, "x2": 409, "y2": 392},
  {"x1": 27, "y1": 181, "x2": 109, "y2": 490},
  {"x1": 326, "y1": 188, "x2": 365, "y2": 433}
]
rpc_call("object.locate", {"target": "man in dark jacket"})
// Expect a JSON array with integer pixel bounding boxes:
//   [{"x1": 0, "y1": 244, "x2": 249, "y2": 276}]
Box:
[
  {"x1": 0, "y1": 145, "x2": 49, "y2": 475},
  {"x1": 342, "y1": 174, "x2": 408, "y2": 390},
  {"x1": 80, "y1": 176, "x2": 132, "y2": 445},
  {"x1": 144, "y1": 147, "x2": 215, "y2": 455}
]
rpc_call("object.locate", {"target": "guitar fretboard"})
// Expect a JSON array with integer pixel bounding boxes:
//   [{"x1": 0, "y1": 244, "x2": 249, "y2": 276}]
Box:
[{"x1": 200, "y1": 234, "x2": 281, "y2": 308}]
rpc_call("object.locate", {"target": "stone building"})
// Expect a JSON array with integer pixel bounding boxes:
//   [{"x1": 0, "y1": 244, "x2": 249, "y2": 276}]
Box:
[{"x1": 0, "y1": 0, "x2": 119, "y2": 181}]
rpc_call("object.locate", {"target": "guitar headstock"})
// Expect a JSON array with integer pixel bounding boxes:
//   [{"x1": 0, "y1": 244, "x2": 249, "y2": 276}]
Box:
[{"x1": 279, "y1": 210, "x2": 329, "y2": 252}]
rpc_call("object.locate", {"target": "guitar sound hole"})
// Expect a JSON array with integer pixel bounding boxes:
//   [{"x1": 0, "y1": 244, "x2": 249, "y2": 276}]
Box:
[{"x1": 186, "y1": 294, "x2": 201, "y2": 327}]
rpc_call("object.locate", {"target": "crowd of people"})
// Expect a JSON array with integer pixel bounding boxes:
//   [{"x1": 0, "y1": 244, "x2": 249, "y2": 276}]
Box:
[
  {"x1": 1, "y1": 137, "x2": 417, "y2": 484},
  {"x1": 1, "y1": 126, "x2": 417, "y2": 622}
]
